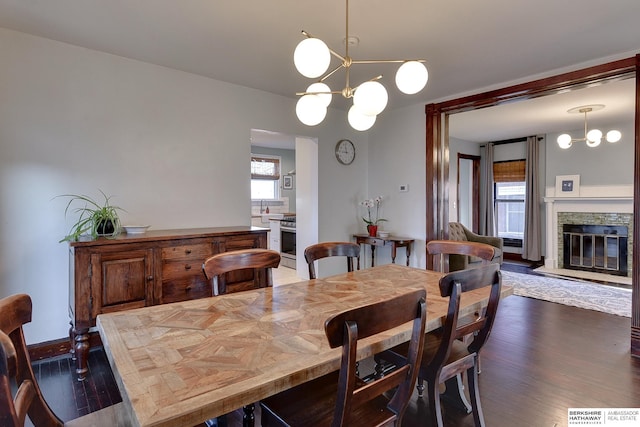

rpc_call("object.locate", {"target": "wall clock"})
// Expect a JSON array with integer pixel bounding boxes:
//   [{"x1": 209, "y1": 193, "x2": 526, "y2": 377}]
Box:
[{"x1": 335, "y1": 139, "x2": 355, "y2": 165}]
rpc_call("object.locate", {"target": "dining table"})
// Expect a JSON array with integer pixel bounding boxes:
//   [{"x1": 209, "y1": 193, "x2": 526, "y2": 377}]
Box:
[{"x1": 97, "y1": 263, "x2": 512, "y2": 427}]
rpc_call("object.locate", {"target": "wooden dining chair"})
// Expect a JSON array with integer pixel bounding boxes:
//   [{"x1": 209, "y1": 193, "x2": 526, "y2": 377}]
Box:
[
  {"x1": 202, "y1": 248, "x2": 281, "y2": 425},
  {"x1": 304, "y1": 242, "x2": 360, "y2": 279},
  {"x1": 378, "y1": 263, "x2": 502, "y2": 427},
  {"x1": 260, "y1": 288, "x2": 427, "y2": 427},
  {"x1": 202, "y1": 248, "x2": 281, "y2": 295},
  {"x1": 0, "y1": 293, "x2": 128, "y2": 427}
]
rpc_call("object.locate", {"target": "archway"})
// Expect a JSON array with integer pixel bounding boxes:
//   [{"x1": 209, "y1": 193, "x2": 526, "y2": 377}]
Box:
[{"x1": 425, "y1": 55, "x2": 640, "y2": 355}]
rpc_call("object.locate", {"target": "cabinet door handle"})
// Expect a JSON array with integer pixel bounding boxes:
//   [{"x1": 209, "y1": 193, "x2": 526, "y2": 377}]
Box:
[
  {"x1": 147, "y1": 275, "x2": 153, "y2": 281},
  {"x1": 185, "y1": 249, "x2": 192, "y2": 255},
  {"x1": 184, "y1": 264, "x2": 192, "y2": 270}
]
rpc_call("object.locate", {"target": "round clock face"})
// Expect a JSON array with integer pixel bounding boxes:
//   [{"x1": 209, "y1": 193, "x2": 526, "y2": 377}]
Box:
[{"x1": 335, "y1": 139, "x2": 355, "y2": 165}]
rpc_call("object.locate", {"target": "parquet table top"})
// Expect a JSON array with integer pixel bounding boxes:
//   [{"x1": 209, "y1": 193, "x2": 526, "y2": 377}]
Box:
[{"x1": 97, "y1": 264, "x2": 512, "y2": 427}]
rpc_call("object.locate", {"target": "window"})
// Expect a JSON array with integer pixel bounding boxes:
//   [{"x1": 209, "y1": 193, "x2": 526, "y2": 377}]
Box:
[
  {"x1": 251, "y1": 154, "x2": 280, "y2": 200},
  {"x1": 493, "y1": 160, "x2": 525, "y2": 245}
]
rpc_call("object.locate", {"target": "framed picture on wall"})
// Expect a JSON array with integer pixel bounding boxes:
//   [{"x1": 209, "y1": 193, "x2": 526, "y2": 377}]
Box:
[
  {"x1": 283, "y1": 175, "x2": 293, "y2": 190},
  {"x1": 555, "y1": 174, "x2": 580, "y2": 197}
]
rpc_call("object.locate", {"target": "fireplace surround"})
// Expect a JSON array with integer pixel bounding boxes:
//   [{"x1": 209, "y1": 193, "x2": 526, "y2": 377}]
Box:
[{"x1": 544, "y1": 187, "x2": 633, "y2": 278}]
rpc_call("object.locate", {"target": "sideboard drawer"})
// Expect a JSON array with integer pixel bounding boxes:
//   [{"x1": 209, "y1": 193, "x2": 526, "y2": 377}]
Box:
[
  {"x1": 162, "y1": 243, "x2": 213, "y2": 261},
  {"x1": 162, "y1": 276, "x2": 212, "y2": 303}
]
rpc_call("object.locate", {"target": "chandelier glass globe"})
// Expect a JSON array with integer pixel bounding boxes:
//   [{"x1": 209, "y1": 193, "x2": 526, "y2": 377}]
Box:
[
  {"x1": 295, "y1": 95, "x2": 327, "y2": 126},
  {"x1": 395, "y1": 61, "x2": 429, "y2": 94},
  {"x1": 353, "y1": 81, "x2": 388, "y2": 116},
  {"x1": 586, "y1": 129, "x2": 602, "y2": 147},
  {"x1": 348, "y1": 105, "x2": 376, "y2": 131},
  {"x1": 606, "y1": 130, "x2": 622, "y2": 143},
  {"x1": 306, "y1": 82, "x2": 332, "y2": 107},
  {"x1": 294, "y1": 38, "x2": 331, "y2": 78},
  {"x1": 557, "y1": 134, "x2": 572, "y2": 149}
]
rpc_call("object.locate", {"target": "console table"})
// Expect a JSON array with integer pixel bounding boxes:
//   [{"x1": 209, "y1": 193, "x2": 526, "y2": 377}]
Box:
[
  {"x1": 353, "y1": 234, "x2": 414, "y2": 267},
  {"x1": 68, "y1": 226, "x2": 267, "y2": 380}
]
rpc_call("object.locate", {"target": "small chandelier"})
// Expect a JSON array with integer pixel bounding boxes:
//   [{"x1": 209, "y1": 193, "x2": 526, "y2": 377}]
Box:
[
  {"x1": 293, "y1": 0, "x2": 429, "y2": 131},
  {"x1": 557, "y1": 104, "x2": 622, "y2": 149}
]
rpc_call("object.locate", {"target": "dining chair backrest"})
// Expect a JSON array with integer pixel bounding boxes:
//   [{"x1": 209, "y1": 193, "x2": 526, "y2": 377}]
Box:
[
  {"x1": 0, "y1": 294, "x2": 129, "y2": 427},
  {"x1": 0, "y1": 293, "x2": 64, "y2": 427},
  {"x1": 304, "y1": 242, "x2": 360, "y2": 279},
  {"x1": 434, "y1": 262, "x2": 502, "y2": 369},
  {"x1": 324, "y1": 288, "x2": 427, "y2": 426},
  {"x1": 202, "y1": 248, "x2": 281, "y2": 295},
  {"x1": 427, "y1": 240, "x2": 495, "y2": 273}
]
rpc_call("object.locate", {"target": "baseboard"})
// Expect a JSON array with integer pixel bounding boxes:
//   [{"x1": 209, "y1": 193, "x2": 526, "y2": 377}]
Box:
[{"x1": 28, "y1": 332, "x2": 103, "y2": 361}]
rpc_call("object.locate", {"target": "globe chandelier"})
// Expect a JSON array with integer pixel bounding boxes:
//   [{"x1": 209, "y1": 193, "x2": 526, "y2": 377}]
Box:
[
  {"x1": 557, "y1": 104, "x2": 622, "y2": 149},
  {"x1": 293, "y1": 0, "x2": 429, "y2": 131}
]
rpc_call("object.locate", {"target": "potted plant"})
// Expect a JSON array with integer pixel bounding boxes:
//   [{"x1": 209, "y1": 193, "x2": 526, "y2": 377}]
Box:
[
  {"x1": 58, "y1": 190, "x2": 124, "y2": 242},
  {"x1": 360, "y1": 196, "x2": 387, "y2": 237}
]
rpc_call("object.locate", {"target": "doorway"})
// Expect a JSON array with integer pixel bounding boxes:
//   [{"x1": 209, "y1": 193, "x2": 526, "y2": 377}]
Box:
[
  {"x1": 250, "y1": 129, "x2": 318, "y2": 280},
  {"x1": 457, "y1": 154, "x2": 480, "y2": 232}
]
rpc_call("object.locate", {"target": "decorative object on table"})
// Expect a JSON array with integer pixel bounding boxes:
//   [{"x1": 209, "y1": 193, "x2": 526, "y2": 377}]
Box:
[
  {"x1": 377, "y1": 231, "x2": 390, "y2": 238},
  {"x1": 292, "y1": 0, "x2": 429, "y2": 131},
  {"x1": 57, "y1": 190, "x2": 124, "y2": 242},
  {"x1": 360, "y1": 196, "x2": 386, "y2": 236},
  {"x1": 335, "y1": 139, "x2": 355, "y2": 165},
  {"x1": 123, "y1": 225, "x2": 150, "y2": 234}
]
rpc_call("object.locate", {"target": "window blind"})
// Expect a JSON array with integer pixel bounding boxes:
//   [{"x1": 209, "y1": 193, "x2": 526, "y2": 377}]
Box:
[
  {"x1": 251, "y1": 156, "x2": 280, "y2": 180},
  {"x1": 493, "y1": 160, "x2": 525, "y2": 182}
]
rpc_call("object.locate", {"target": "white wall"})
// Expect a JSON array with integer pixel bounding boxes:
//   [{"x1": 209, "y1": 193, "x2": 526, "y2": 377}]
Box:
[
  {"x1": 0, "y1": 28, "x2": 368, "y2": 343},
  {"x1": 366, "y1": 104, "x2": 427, "y2": 268}
]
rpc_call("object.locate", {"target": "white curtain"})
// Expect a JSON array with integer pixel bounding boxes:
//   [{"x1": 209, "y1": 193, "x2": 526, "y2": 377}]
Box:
[
  {"x1": 523, "y1": 136, "x2": 542, "y2": 261},
  {"x1": 479, "y1": 143, "x2": 496, "y2": 236}
]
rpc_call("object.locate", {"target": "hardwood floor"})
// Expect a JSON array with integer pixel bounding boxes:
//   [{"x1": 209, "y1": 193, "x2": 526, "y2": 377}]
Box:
[{"x1": 30, "y1": 262, "x2": 640, "y2": 426}]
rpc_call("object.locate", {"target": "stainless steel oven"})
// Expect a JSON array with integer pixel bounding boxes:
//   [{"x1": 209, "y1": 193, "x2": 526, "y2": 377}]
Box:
[{"x1": 280, "y1": 216, "x2": 296, "y2": 268}]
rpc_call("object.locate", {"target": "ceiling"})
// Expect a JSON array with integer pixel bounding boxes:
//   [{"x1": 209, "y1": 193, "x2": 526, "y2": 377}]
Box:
[{"x1": 0, "y1": 0, "x2": 638, "y2": 143}]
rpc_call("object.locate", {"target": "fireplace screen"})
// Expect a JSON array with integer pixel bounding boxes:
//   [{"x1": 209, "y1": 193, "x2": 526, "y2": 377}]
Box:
[{"x1": 563, "y1": 224, "x2": 628, "y2": 276}]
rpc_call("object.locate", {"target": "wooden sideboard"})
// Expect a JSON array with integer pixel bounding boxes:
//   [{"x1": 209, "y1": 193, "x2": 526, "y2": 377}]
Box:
[{"x1": 69, "y1": 226, "x2": 268, "y2": 380}]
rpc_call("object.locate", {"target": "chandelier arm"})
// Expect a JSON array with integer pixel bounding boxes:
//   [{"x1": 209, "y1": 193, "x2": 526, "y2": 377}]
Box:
[
  {"x1": 583, "y1": 109, "x2": 589, "y2": 140},
  {"x1": 319, "y1": 63, "x2": 346, "y2": 83},
  {"x1": 351, "y1": 59, "x2": 427, "y2": 64},
  {"x1": 296, "y1": 90, "x2": 343, "y2": 96}
]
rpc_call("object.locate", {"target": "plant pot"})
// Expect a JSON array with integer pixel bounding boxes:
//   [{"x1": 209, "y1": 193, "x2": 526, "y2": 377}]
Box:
[
  {"x1": 96, "y1": 219, "x2": 115, "y2": 236},
  {"x1": 367, "y1": 225, "x2": 378, "y2": 237}
]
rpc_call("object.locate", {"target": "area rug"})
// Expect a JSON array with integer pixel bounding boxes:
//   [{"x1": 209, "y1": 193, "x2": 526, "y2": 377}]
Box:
[{"x1": 501, "y1": 270, "x2": 632, "y2": 318}]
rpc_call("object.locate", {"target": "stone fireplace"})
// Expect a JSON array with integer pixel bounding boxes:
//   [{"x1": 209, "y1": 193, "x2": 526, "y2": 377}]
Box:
[{"x1": 544, "y1": 185, "x2": 633, "y2": 278}]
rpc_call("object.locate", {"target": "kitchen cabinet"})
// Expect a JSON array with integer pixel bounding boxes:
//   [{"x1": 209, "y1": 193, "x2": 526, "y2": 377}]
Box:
[{"x1": 69, "y1": 226, "x2": 267, "y2": 380}]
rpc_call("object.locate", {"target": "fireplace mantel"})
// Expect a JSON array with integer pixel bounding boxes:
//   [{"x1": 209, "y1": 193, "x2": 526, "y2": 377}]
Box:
[{"x1": 543, "y1": 186, "x2": 633, "y2": 271}]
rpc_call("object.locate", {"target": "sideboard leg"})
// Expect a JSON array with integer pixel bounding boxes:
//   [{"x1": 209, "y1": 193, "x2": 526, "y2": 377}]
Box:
[
  {"x1": 73, "y1": 328, "x2": 90, "y2": 381},
  {"x1": 69, "y1": 321, "x2": 76, "y2": 360}
]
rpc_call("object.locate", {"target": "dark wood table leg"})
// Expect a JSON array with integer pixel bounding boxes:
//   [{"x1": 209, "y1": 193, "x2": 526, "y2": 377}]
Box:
[
  {"x1": 370, "y1": 245, "x2": 376, "y2": 267},
  {"x1": 243, "y1": 404, "x2": 255, "y2": 427},
  {"x1": 391, "y1": 243, "x2": 397, "y2": 264},
  {"x1": 441, "y1": 374, "x2": 472, "y2": 414},
  {"x1": 406, "y1": 242, "x2": 412, "y2": 266}
]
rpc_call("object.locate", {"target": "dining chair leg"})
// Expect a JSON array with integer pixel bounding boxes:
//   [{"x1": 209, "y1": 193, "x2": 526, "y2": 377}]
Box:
[
  {"x1": 466, "y1": 362, "x2": 486, "y2": 427},
  {"x1": 416, "y1": 377, "x2": 425, "y2": 398},
  {"x1": 441, "y1": 374, "x2": 473, "y2": 413},
  {"x1": 243, "y1": 404, "x2": 255, "y2": 427},
  {"x1": 426, "y1": 377, "x2": 444, "y2": 427}
]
